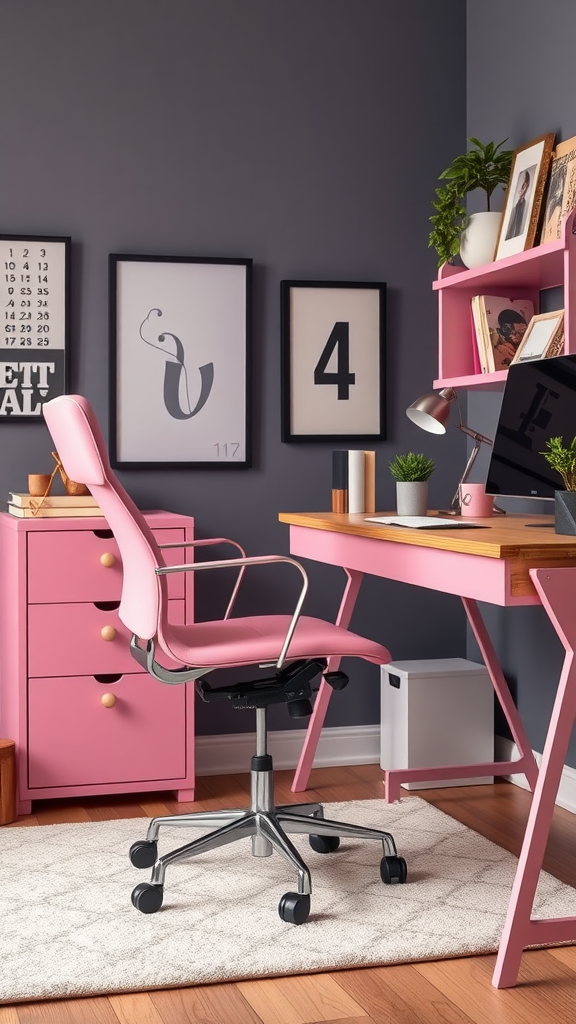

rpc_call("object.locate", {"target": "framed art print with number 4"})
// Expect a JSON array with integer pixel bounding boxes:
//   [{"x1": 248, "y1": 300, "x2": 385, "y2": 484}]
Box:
[
  {"x1": 110, "y1": 254, "x2": 252, "y2": 468},
  {"x1": 281, "y1": 280, "x2": 386, "y2": 441},
  {"x1": 0, "y1": 234, "x2": 70, "y2": 420}
]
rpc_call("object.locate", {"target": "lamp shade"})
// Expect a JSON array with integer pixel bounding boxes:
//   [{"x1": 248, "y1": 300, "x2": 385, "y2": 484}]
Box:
[{"x1": 405, "y1": 389, "x2": 455, "y2": 435}]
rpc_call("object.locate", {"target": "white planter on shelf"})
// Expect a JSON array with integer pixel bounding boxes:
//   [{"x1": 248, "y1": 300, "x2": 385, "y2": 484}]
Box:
[
  {"x1": 396, "y1": 481, "x2": 428, "y2": 517},
  {"x1": 459, "y1": 211, "x2": 502, "y2": 270}
]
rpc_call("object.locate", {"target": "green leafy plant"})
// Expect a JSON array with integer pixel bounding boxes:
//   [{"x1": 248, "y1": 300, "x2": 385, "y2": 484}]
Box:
[
  {"x1": 540, "y1": 436, "x2": 576, "y2": 491},
  {"x1": 388, "y1": 452, "x2": 435, "y2": 483},
  {"x1": 429, "y1": 137, "x2": 513, "y2": 267}
]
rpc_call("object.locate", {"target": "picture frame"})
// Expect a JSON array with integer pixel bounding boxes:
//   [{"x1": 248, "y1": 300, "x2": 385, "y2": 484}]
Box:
[
  {"x1": 540, "y1": 135, "x2": 576, "y2": 244},
  {"x1": 509, "y1": 310, "x2": 565, "y2": 365},
  {"x1": 109, "y1": 254, "x2": 252, "y2": 468},
  {"x1": 280, "y1": 280, "x2": 386, "y2": 442},
  {"x1": 494, "y1": 132, "x2": 556, "y2": 262},
  {"x1": 0, "y1": 234, "x2": 70, "y2": 419}
]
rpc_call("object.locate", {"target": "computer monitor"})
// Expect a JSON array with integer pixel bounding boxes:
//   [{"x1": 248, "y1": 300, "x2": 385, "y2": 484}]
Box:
[{"x1": 486, "y1": 353, "x2": 576, "y2": 500}]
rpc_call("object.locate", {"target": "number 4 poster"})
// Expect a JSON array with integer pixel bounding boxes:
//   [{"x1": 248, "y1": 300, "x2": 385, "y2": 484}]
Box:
[{"x1": 281, "y1": 281, "x2": 386, "y2": 442}]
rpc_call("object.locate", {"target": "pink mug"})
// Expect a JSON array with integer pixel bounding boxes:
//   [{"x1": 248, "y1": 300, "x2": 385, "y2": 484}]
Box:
[{"x1": 459, "y1": 482, "x2": 494, "y2": 517}]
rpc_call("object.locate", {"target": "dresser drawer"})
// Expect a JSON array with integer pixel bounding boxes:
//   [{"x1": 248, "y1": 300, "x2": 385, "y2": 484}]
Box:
[
  {"x1": 28, "y1": 673, "x2": 187, "y2": 788},
  {"x1": 28, "y1": 600, "x2": 185, "y2": 677},
  {"x1": 27, "y1": 528, "x2": 186, "y2": 603}
]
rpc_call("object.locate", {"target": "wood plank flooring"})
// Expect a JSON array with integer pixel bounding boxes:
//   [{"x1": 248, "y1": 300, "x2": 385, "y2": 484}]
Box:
[{"x1": 5, "y1": 764, "x2": 576, "y2": 1023}]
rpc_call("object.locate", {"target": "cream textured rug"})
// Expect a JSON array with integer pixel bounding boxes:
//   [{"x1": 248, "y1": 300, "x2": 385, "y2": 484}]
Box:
[{"x1": 2, "y1": 796, "x2": 576, "y2": 1003}]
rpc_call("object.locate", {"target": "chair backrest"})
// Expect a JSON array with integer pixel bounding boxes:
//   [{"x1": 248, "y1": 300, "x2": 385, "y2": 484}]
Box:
[{"x1": 43, "y1": 395, "x2": 167, "y2": 641}]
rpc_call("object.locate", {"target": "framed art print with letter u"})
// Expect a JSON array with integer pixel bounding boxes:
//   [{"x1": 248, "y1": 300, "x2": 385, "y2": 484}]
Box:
[
  {"x1": 281, "y1": 279, "x2": 386, "y2": 442},
  {"x1": 109, "y1": 254, "x2": 252, "y2": 468}
]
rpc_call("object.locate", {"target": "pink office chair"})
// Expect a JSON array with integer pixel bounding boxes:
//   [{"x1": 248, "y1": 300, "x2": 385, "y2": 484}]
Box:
[{"x1": 43, "y1": 394, "x2": 407, "y2": 924}]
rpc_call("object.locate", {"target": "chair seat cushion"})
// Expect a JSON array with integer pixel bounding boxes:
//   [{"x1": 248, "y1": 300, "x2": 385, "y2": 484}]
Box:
[{"x1": 161, "y1": 614, "x2": 390, "y2": 669}]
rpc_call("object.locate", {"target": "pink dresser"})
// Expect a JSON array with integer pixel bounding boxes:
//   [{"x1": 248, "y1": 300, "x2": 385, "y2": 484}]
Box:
[{"x1": 0, "y1": 509, "x2": 195, "y2": 814}]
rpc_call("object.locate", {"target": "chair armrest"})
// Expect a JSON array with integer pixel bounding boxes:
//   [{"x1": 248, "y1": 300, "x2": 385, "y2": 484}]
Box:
[
  {"x1": 156, "y1": 554, "x2": 309, "y2": 669},
  {"x1": 157, "y1": 538, "x2": 246, "y2": 619}
]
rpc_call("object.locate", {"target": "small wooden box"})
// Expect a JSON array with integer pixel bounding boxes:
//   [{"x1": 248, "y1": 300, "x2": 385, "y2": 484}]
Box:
[{"x1": 0, "y1": 739, "x2": 16, "y2": 824}]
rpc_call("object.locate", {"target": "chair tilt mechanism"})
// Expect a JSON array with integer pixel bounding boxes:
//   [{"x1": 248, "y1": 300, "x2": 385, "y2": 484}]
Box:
[
  {"x1": 129, "y1": 657, "x2": 407, "y2": 925},
  {"x1": 42, "y1": 393, "x2": 408, "y2": 928}
]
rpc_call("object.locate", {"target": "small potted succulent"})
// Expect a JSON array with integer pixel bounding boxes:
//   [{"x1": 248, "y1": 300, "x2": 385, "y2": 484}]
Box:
[
  {"x1": 540, "y1": 436, "x2": 576, "y2": 534},
  {"x1": 389, "y1": 452, "x2": 435, "y2": 517},
  {"x1": 429, "y1": 137, "x2": 513, "y2": 269}
]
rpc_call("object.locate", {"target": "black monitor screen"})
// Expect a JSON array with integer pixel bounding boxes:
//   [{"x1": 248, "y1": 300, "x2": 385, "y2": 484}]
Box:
[{"x1": 486, "y1": 353, "x2": 576, "y2": 499}]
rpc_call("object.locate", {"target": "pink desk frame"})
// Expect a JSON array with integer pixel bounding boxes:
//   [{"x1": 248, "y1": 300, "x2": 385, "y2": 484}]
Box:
[{"x1": 285, "y1": 523, "x2": 576, "y2": 988}]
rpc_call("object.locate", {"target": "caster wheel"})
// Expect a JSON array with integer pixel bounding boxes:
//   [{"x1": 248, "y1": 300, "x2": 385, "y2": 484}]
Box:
[
  {"x1": 129, "y1": 840, "x2": 158, "y2": 869},
  {"x1": 309, "y1": 834, "x2": 340, "y2": 854},
  {"x1": 131, "y1": 882, "x2": 164, "y2": 914},
  {"x1": 278, "y1": 891, "x2": 311, "y2": 925},
  {"x1": 380, "y1": 855, "x2": 408, "y2": 885}
]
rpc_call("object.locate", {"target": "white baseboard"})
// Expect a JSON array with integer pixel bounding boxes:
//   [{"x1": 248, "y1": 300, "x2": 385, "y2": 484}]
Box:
[
  {"x1": 195, "y1": 724, "x2": 381, "y2": 777},
  {"x1": 495, "y1": 735, "x2": 576, "y2": 815}
]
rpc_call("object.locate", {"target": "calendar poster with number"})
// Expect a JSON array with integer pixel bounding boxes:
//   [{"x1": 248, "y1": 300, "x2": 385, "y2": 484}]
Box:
[{"x1": 0, "y1": 235, "x2": 70, "y2": 419}]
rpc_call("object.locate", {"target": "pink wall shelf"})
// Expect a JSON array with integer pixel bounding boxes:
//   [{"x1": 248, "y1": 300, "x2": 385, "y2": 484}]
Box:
[{"x1": 433, "y1": 209, "x2": 576, "y2": 390}]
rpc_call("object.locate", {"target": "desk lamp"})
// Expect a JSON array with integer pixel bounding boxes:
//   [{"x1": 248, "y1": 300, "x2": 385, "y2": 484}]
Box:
[{"x1": 406, "y1": 387, "x2": 494, "y2": 516}]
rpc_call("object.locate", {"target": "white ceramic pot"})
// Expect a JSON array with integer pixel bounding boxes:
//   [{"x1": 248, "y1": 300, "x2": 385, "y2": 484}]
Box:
[
  {"x1": 459, "y1": 211, "x2": 502, "y2": 270},
  {"x1": 396, "y1": 481, "x2": 428, "y2": 517}
]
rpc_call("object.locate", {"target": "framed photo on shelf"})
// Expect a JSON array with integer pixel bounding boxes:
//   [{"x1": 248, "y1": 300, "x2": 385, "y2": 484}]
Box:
[
  {"x1": 510, "y1": 310, "x2": 565, "y2": 365},
  {"x1": 280, "y1": 280, "x2": 386, "y2": 442},
  {"x1": 0, "y1": 234, "x2": 70, "y2": 419},
  {"x1": 540, "y1": 135, "x2": 576, "y2": 244},
  {"x1": 494, "y1": 132, "x2": 555, "y2": 262},
  {"x1": 109, "y1": 254, "x2": 252, "y2": 468}
]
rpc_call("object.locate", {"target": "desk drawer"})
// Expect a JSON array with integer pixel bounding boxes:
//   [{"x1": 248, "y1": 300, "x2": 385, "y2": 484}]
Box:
[
  {"x1": 28, "y1": 528, "x2": 186, "y2": 603},
  {"x1": 28, "y1": 600, "x2": 184, "y2": 677},
  {"x1": 28, "y1": 672, "x2": 187, "y2": 788}
]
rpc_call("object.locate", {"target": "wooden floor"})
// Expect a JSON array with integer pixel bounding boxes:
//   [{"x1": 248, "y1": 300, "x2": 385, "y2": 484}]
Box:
[{"x1": 4, "y1": 764, "x2": 576, "y2": 1023}]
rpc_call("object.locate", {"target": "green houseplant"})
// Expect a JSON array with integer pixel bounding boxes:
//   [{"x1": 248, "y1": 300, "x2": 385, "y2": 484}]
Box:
[
  {"x1": 540, "y1": 435, "x2": 576, "y2": 534},
  {"x1": 429, "y1": 137, "x2": 513, "y2": 269},
  {"x1": 389, "y1": 453, "x2": 435, "y2": 516}
]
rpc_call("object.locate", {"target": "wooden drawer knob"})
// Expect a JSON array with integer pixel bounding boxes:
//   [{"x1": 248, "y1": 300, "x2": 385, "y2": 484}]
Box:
[
  {"x1": 101, "y1": 693, "x2": 117, "y2": 708},
  {"x1": 100, "y1": 625, "x2": 117, "y2": 642},
  {"x1": 100, "y1": 552, "x2": 116, "y2": 568}
]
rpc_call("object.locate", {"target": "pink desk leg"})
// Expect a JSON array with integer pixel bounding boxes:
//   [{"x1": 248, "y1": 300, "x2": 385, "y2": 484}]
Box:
[
  {"x1": 384, "y1": 598, "x2": 540, "y2": 801},
  {"x1": 493, "y1": 567, "x2": 576, "y2": 989},
  {"x1": 463, "y1": 598, "x2": 539, "y2": 792},
  {"x1": 292, "y1": 569, "x2": 364, "y2": 793}
]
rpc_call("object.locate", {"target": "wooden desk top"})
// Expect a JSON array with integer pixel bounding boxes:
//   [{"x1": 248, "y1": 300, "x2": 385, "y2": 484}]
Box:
[{"x1": 278, "y1": 511, "x2": 576, "y2": 563}]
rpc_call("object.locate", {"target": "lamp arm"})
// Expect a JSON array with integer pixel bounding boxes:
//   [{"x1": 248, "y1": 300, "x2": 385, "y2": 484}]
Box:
[{"x1": 447, "y1": 440, "x2": 483, "y2": 514}]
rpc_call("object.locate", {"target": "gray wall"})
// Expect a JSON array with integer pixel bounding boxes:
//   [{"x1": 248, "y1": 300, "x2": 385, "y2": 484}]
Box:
[
  {"x1": 466, "y1": 0, "x2": 576, "y2": 762},
  {"x1": 0, "y1": 0, "x2": 467, "y2": 736}
]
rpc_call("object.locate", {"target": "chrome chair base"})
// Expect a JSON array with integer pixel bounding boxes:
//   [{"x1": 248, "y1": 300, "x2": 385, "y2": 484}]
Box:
[{"x1": 129, "y1": 754, "x2": 407, "y2": 923}]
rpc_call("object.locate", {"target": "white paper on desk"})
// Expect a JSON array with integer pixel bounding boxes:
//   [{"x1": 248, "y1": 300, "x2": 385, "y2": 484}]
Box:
[{"x1": 365, "y1": 516, "x2": 486, "y2": 529}]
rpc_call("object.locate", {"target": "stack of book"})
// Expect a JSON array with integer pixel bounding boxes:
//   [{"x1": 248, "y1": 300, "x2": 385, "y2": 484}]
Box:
[
  {"x1": 331, "y1": 450, "x2": 376, "y2": 514},
  {"x1": 7, "y1": 493, "x2": 104, "y2": 518}
]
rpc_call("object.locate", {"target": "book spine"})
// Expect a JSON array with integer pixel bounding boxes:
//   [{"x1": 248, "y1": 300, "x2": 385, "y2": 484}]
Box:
[
  {"x1": 471, "y1": 296, "x2": 488, "y2": 373},
  {"x1": 331, "y1": 450, "x2": 348, "y2": 513},
  {"x1": 348, "y1": 450, "x2": 365, "y2": 513},
  {"x1": 363, "y1": 451, "x2": 376, "y2": 514}
]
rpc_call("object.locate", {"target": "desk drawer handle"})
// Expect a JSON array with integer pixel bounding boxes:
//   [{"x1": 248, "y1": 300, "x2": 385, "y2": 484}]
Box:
[
  {"x1": 100, "y1": 552, "x2": 116, "y2": 568},
  {"x1": 101, "y1": 693, "x2": 117, "y2": 708},
  {"x1": 100, "y1": 625, "x2": 117, "y2": 642}
]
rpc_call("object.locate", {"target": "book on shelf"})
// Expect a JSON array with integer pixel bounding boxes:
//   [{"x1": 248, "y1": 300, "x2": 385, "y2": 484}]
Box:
[
  {"x1": 331, "y1": 450, "x2": 376, "y2": 514},
  {"x1": 7, "y1": 504, "x2": 104, "y2": 519},
  {"x1": 8, "y1": 492, "x2": 99, "y2": 508},
  {"x1": 471, "y1": 295, "x2": 535, "y2": 373}
]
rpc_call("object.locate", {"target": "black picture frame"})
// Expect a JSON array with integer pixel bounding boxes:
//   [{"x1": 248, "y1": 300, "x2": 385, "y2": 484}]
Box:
[
  {"x1": 281, "y1": 280, "x2": 386, "y2": 442},
  {"x1": 109, "y1": 254, "x2": 252, "y2": 468},
  {"x1": 0, "y1": 234, "x2": 71, "y2": 420}
]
